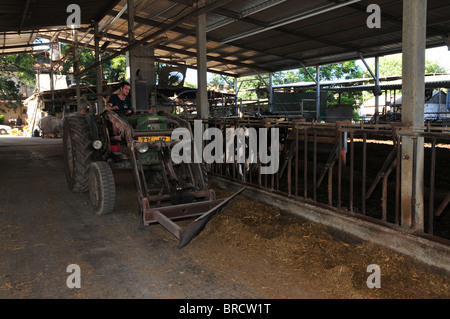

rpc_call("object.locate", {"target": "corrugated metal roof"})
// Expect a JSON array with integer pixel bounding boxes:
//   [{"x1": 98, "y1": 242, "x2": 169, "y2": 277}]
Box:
[
  {"x1": 1, "y1": 0, "x2": 449, "y2": 77},
  {"x1": 0, "y1": 0, "x2": 121, "y2": 54}
]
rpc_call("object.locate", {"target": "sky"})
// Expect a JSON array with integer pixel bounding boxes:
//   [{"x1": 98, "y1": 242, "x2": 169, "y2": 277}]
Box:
[
  {"x1": 425, "y1": 46, "x2": 450, "y2": 72},
  {"x1": 361, "y1": 45, "x2": 450, "y2": 72}
]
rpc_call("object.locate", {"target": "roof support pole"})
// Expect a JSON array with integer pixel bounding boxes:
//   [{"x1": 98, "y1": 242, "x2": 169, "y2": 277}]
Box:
[
  {"x1": 299, "y1": 62, "x2": 317, "y2": 84},
  {"x1": 401, "y1": 0, "x2": 427, "y2": 231},
  {"x1": 269, "y1": 72, "x2": 273, "y2": 112},
  {"x1": 196, "y1": 0, "x2": 209, "y2": 119},
  {"x1": 73, "y1": 29, "x2": 81, "y2": 112},
  {"x1": 374, "y1": 56, "x2": 380, "y2": 124},
  {"x1": 446, "y1": 87, "x2": 450, "y2": 111},
  {"x1": 359, "y1": 54, "x2": 381, "y2": 123},
  {"x1": 254, "y1": 70, "x2": 269, "y2": 87},
  {"x1": 316, "y1": 65, "x2": 320, "y2": 121},
  {"x1": 49, "y1": 45, "x2": 55, "y2": 115},
  {"x1": 127, "y1": 0, "x2": 136, "y2": 110},
  {"x1": 234, "y1": 77, "x2": 239, "y2": 116},
  {"x1": 19, "y1": 0, "x2": 31, "y2": 34},
  {"x1": 94, "y1": 21, "x2": 103, "y2": 113}
]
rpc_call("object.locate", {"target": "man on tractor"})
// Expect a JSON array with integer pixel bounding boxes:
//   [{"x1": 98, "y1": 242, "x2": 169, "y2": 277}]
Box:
[{"x1": 106, "y1": 81, "x2": 133, "y2": 116}]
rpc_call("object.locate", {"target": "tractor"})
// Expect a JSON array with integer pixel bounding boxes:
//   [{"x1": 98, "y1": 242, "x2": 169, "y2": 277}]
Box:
[{"x1": 62, "y1": 110, "x2": 243, "y2": 248}]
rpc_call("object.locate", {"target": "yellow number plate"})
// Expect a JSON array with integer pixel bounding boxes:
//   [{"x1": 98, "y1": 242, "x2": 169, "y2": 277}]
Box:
[{"x1": 138, "y1": 136, "x2": 171, "y2": 142}]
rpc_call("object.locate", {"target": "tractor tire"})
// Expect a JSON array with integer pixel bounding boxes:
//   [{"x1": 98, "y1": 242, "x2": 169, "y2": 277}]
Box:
[
  {"x1": 63, "y1": 114, "x2": 94, "y2": 193},
  {"x1": 88, "y1": 161, "x2": 115, "y2": 215}
]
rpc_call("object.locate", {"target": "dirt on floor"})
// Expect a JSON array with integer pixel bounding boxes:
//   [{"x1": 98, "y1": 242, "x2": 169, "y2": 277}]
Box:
[
  {"x1": 1, "y1": 136, "x2": 449, "y2": 300},
  {"x1": 183, "y1": 186, "x2": 450, "y2": 299}
]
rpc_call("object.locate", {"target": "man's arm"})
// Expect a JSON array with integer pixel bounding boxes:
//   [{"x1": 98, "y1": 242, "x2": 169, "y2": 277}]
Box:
[{"x1": 106, "y1": 95, "x2": 119, "y2": 111}]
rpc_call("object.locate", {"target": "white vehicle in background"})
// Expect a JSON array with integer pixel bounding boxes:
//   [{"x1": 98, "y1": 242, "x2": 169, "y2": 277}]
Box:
[{"x1": 0, "y1": 125, "x2": 11, "y2": 135}]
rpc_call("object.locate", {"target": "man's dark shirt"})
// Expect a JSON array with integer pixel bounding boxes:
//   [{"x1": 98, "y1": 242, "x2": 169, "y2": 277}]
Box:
[{"x1": 108, "y1": 94, "x2": 132, "y2": 116}]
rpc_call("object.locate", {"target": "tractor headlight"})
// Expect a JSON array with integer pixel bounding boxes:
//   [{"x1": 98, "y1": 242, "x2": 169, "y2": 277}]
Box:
[
  {"x1": 136, "y1": 142, "x2": 149, "y2": 153},
  {"x1": 92, "y1": 140, "x2": 103, "y2": 150}
]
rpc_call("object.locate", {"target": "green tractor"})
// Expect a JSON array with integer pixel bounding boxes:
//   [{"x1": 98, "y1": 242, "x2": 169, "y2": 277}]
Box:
[{"x1": 62, "y1": 110, "x2": 243, "y2": 248}]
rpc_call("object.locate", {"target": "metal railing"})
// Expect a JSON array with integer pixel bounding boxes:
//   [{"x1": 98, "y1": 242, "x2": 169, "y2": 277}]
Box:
[{"x1": 199, "y1": 118, "x2": 450, "y2": 244}]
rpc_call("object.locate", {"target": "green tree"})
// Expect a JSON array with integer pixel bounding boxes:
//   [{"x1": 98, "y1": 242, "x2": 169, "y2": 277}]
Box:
[
  {"x1": 295, "y1": 62, "x2": 364, "y2": 107},
  {"x1": 362, "y1": 54, "x2": 447, "y2": 105},
  {"x1": 108, "y1": 55, "x2": 126, "y2": 82},
  {"x1": 61, "y1": 44, "x2": 127, "y2": 85},
  {"x1": 272, "y1": 69, "x2": 301, "y2": 84},
  {"x1": 235, "y1": 61, "x2": 364, "y2": 105},
  {"x1": 236, "y1": 74, "x2": 266, "y2": 101},
  {"x1": 208, "y1": 73, "x2": 235, "y2": 90},
  {"x1": 270, "y1": 61, "x2": 363, "y2": 85},
  {"x1": 365, "y1": 54, "x2": 447, "y2": 78},
  {"x1": 0, "y1": 53, "x2": 37, "y2": 109}
]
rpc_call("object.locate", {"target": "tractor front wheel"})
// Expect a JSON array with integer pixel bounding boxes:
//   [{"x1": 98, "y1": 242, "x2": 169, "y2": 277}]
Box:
[{"x1": 89, "y1": 161, "x2": 115, "y2": 215}]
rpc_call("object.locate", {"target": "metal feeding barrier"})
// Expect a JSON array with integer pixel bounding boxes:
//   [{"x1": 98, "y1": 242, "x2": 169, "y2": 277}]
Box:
[{"x1": 200, "y1": 117, "x2": 450, "y2": 244}]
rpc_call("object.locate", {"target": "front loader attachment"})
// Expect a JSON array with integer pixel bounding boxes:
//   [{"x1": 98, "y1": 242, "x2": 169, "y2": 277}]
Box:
[
  {"x1": 142, "y1": 187, "x2": 245, "y2": 248},
  {"x1": 102, "y1": 111, "x2": 244, "y2": 248}
]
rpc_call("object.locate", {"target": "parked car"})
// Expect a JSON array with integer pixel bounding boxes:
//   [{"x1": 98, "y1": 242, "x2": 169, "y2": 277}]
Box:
[{"x1": 0, "y1": 125, "x2": 11, "y2": 135}]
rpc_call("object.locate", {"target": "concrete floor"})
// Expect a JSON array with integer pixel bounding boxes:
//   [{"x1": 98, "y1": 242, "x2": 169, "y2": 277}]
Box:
[
  {"x1": 0, "y1": 136, "x2": 264, "y2": 299},
  {"x1": 3, "y1": 136, "x2": 448, "y2": 302}
]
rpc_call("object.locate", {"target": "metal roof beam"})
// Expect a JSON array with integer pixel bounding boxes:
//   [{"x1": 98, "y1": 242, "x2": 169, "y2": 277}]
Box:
[
  {"x1": 77, "y1": 0, "x2": 237, "y2": 77},
  {"x1": 68, "y1": 27, "x2": 239, "y2": 77},
  {"x1": 205, "y1": 0, "x2": 288, "y2": 32},
  {"x1": 202, "y1": 1, "x2": 363, "y2": 55},
  {"x1": 19, "y1": 0, "x2": 31, "y2": 34},
  {"x1": 0, "y1": 41, "x2": 55, "y2": 51},
  {"x1": 168, "y1": 0, "x2": 363, "y2": 56},
  {"x1": 282, "y1": 13, "x2": 450, "y2": 61},
  {"x1": 111, "y1": 6, "x2": 340, "y2": 70},
  {"x1": 95, "y1": 0, "x2": 124, "y2": 24},
  {"x1": 27, "y1": 30, "x2": 35, "y2": 45},
  {"x1": 333, "y1": 0, "x2": 449, "y2": 38},
  {"x1": 219, "y1": 0, "x2": 361, "y2": 43},
  {"x1": 108, "y1": 9, "x2": 307, "y2": 69},
  {"x1": 155, "y1": 44, "x2": 273, "y2": 73}
]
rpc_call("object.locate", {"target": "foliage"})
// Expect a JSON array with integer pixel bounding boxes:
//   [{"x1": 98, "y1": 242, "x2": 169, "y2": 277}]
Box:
[
  {"x1": 209, "y1": 74, "x2": 234, "y2": 86},
  {"x1": 184, "y1": 80, "x2": 197, "y2": 89},
  {"x1": 108, "y1": 55, "x2": 127, "y2": 82},
  {"x1": 364, "y1": 54, "x2": 447, "y2": 78},
  {"x1": 425, "y1": 59, "x2": 448, "y2": 74},
  {"x1": 61, "y1": 44, "x2": 127, "y2": 85},
  {"x1": 0, "y1": 53, "x2": 37, "y2": 107},
  {"x1": 1, "y1": 54, "x2": 36, "y2": 84},
  {"x1": 315, "y1": 62, "x2": 364, "y2": 107},
  {"x1": 0, "y1": 76, "x2": 21, "y2": 103},
  {"x1": 229, "y1": 61, "x2": 364, "y2": 107},
  {"x1": 362, "y1": 54, "x2": 448, "y2": 103}
]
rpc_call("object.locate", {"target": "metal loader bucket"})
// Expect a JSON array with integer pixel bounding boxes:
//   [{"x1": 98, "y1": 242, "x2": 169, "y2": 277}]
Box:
[{"x1": 143, "y1": 187, "x2": 245, "y2": 248}]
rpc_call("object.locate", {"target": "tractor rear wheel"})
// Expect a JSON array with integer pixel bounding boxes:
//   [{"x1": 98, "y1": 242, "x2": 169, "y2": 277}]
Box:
[
  {"x1": 89, "y1": 161, "x2": 115, "y2": 215},
  {"x1": 63, "y1": 114, "x2": 93, "y2": 192}
]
